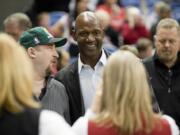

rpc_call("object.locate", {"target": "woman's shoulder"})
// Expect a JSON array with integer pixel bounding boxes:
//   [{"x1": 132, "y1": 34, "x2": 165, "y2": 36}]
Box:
[
  {"x1": 153, "y1": 115, "x2": 179, "y2": 135},
  {"x1": 39, "y1": 110, "x2": 75, "y2": 135},
  {"x1": 161, "y1": 115, "x2": 179, "y2": 135}
]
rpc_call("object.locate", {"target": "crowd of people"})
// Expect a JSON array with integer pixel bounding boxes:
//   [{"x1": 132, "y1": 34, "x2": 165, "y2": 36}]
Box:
[{"x1": 1, "y1": 0, "x2": 180, "y2": 135}]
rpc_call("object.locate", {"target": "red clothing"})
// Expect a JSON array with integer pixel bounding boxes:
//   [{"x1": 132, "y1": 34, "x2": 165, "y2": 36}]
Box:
[
  {"x1": 97, "y1": 4, "x2": 125, "y2": 33},
  {"x1": 88, "y1": 118, "x2": 171, "y2": 135},
  {"x1": 122, "y1": 22, "x2": 150, "y2": 45}
]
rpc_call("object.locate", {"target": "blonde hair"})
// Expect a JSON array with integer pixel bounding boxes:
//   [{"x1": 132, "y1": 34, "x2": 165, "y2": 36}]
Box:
[
  {"x1": 120, "y1": 45, "x2": 139, "y2": 57},
  {"x1": 0, "y1": 33, "x2": 39, "y2": 113},
  {"x1": 94, "y1": 50, "x2": 159, "y2": 134},
  {"x1": 156, "y1": 18, "x2": 180, "y2": 34}
]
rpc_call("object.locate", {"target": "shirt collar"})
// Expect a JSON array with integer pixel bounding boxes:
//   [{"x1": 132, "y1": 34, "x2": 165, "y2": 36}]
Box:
[
  {"x1": 78, "y1": 55, "x2": 84, "y2": 74},
  {"x1": 78, "y1": 49, "x2": 107, "y2": 74}
]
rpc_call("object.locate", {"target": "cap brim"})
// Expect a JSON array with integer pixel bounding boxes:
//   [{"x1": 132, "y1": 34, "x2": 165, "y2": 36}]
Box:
[{"x1": 49, "y1": 37, "x2": 67, "y2": 47}]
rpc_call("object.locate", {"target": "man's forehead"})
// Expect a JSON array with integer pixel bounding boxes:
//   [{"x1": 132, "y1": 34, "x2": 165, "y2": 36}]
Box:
[
  {"x1": 34, "y1": 44, "x2": 55, "y2": 49},
  {"x1": 77, "y1": 26, "x2": 101, "y2": 32},
  {"x1": 156, "y1": 28, "x2": 179, "y2": 36},
  {"x1": 157, "y1": 27, "x2": 179, "y2": 33},
  {"x1": 5, "y1": 22, "x2": 20, "y2": 30},
  {"x1": 75, "y1": 12, "x2": 100, "y2": 27}
]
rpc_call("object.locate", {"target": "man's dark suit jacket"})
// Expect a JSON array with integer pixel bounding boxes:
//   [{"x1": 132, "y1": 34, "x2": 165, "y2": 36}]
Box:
[{"x1": 55, "y1": 50, "x2": 110, "y2": 125}]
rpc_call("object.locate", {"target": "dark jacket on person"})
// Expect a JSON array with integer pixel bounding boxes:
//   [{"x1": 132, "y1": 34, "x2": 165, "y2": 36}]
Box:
[
  {"x1": 143, "y1": 52, "x2": 180, "y2": 128},
  {"x1": 55, "y1": 50, "x2": 110, "y2": 125},
  {"x1": 0, "y1": 108, "x2": 40, "y2": 135},
  {"x1": 39, "y1": 76, "x2": 71, "y2": 124}
]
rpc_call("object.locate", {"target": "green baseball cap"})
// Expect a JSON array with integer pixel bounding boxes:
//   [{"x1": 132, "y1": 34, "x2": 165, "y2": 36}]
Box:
[{"x1": 19, "y1": 27, "x2": 67, "y2": 49}]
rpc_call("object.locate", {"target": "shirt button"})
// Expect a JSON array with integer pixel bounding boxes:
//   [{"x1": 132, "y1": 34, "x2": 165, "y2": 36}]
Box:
[{"x1": 168, "y1": 88, "x2": 171, "y2": 93}]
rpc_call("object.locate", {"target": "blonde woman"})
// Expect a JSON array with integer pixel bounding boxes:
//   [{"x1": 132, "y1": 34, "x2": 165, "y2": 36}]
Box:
[
  {"x1": 72, "y1": 50, "x2": 179, "y2": 135},
  {"x1": 0, "y1": 33, "x2": 74, "y2": 135}
]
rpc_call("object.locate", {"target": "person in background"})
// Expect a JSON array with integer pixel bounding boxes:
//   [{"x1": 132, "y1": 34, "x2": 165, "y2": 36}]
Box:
[
  {"x1": 72, "y1": 50, "x2": 179, "y2": 135},
  {"x1": 120, "y1": 45, "x2": 139, "y2": 57},
  {"x1": 0, "y1": 33, "x2": 74, "y2": 135},
  {"x1": 150, "y1": 2, "x2": 171, "y2": 41},
  {"x1": 96, "y1": 0, "x2": 125, "y2": 33},
  {"x1": 3, "y1": 12, "x2": 32, "y2": 41},
  {"x1": 55, "y1": 11, "x2": 110, "y2": 124},
  {"x1": 57, "y1": 49, "x2": 70, "y2": 70},
  {"x1": 136, "y1": 38, "x2": 153, "y2": 59},
  {"x1": 36, "y1": 12, "x2": 50, "y2": 27},
  {"x1": 51, "y1": 49, "x2": 70, "y2": 76},
  {"x1": 71, "y1": 0, "x2": 89, "y2": 22},
  {"x1": 19, "y1": 27, "x2": 71, "y2": 124},
  {"x1": 36, "y1": 12, "x2": 66, "y2": 38},
  {"x1": 26, "y1": 0, "x2": 72, "y2": 25},
  {"x1": 144, "y1": 18, "x2": 180, "y2": 128},
  {"x1": 122, "y1": 6, "x2": 150, "y2": 45},
  {"x1": 95, "y1": 10, "x2": 121, "y2": 51}
]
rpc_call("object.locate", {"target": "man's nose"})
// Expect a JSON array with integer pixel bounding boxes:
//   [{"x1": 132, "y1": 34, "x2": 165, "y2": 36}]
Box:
[
  {"x1": 164, "y1": 41, "x2": 170, "y2": 48},
  {"x1": 87, "y1": 33, "x2": 95, "y2": 42},
  {"x1": 52, "y1": 46, "x2": 59, "y2": 58}
]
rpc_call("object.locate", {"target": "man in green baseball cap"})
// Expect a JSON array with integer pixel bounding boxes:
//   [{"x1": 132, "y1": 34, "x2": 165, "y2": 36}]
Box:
[
  {"x1": 19, "y1": 26, "x2": 71, "y2": 124},
  {"x1": 19, "y1": 26, "x2": 67, "y2": 48}
]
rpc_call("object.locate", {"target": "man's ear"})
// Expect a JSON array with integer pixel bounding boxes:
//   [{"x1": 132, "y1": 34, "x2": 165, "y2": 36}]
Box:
[
  {"x1": 71, "y1": 24, "x2": 77, "y2": 42},
  {"x1": 27, "y1": 47, "x2": 36, "y2": 59},
  {"x1": 153, "y1": 35, "x2": 157, "y2": 48},
  {"x1": 71, "y1": 29, "x2": 78, "y2": 45},
  {"x1": 102, "y1": 29, "x2": 105, "y2": 38},
  {"x1": 71, "y1": 25, "x2": 78, "y2": 41}
]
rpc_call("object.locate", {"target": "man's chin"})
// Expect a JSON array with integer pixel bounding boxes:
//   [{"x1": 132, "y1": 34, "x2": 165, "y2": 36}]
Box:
[
  {"x1": 45, "y1": 66, "x2": 51, "y2": 77},
  {"x1": 160, "y1": 56, "x2": 174, "y2": 63}
]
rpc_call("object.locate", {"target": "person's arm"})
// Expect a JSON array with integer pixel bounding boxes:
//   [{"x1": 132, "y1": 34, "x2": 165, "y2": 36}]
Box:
[
  {"x1": 72, "y1": 86, "x2": 102, "y2": 135},
  {"x1": 39, "y1": 110, "x2": 75, "y2": 135},
  {"x1": 162, "y1": 115, "x2": 180, "y2": 135},
  {"x1": 72, "y1": 115, "x2": 88, "y2": 135}
]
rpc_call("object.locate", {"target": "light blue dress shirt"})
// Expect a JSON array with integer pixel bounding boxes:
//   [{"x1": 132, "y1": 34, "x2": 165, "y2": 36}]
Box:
[{"x1": 78, "y1": 50, "x2": 107, "y2": 111}]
